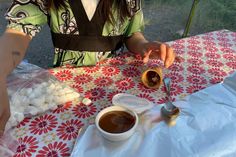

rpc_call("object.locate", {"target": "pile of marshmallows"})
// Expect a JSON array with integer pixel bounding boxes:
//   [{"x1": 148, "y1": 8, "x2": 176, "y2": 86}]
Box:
[{"x1": 7, "y1": 80, "x2": 81, "y2": 127}]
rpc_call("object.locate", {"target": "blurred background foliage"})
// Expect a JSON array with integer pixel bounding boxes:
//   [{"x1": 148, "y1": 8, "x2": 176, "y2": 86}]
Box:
[{"x1": 143, "y1": 0, "x2": 236, "y2": 41}]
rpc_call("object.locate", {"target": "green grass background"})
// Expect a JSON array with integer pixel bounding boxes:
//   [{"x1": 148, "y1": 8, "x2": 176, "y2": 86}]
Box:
[{"x1": 143, "y1": 0, "x2": 236, "y2": 41}]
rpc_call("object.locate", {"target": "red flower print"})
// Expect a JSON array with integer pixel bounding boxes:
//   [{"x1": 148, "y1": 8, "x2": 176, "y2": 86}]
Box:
[
  {"x1": 52, "y1": 101, "x2": 72, "y2": 114},
  {"x1": 94, "y1": 77, "x2": 113, "y2": 87},
  {"x1": 210, "y1": 77, "x2": 223, "y2": 84},
  {"x1": 74, "y1": 74, "x2": 93, "y2": 84},
  {"x1": 205, "y1": 52, "x2": 221, "y2": 59},
  {"x1": 172, "y1": 43, "x2": 184, "y2": 49},
  {"x1": 187, "y1": 75, "x2": 207, "y2": 85},
  {"x1": 55, "y1": 70, "x2": 73, "y2": 81},
  {"x1": 97, "y1": 59, "x2": 108, "y2": 66},
  {"x1": 72, "y1": 103, "x2": 97, "y2": 118},
  {"x1": 14, "y1": 136, "x2": 38, "y2": 157},
  {"x1": 36, "y1": 142, "x2": 70, "y2": 157},
  {"x1": 186, "y1": 85, "x2": 206, "y2": 94},
  {"x1": 187, "y1": 39, "x2": 200, "y2": 45},
  {"x1": 29, "y1": 114, "x2": 57, "y2": 135},
  {"x1": 157, "y1": 97, "x2": 176, "y2": 105},
  {"x1": 219, "y1": 42, "x2": 233, "y2": 47},
  {"x1": 128, "y1": 60, "x2": 143, "y2": 66},
  {"x1": 169, "y1": 64, "x2": 184, "y2": 71},
  {"x1": 84, "y1": 88, "x2": 106, "y2": 101},
  {"x1": 187, "y1": 65, "x2": 206, "y2": 75},
  {"x1": 206, "y1": 59, "x2": 224, "y2": 67},
  {"x1": 109, "y1": 58, "x2": 126, "y2": 65},
  {"x1": 187, "y1": 45, "x2": 201, "y2": 51},
  {"x1": 208, "y1": 68, "x2": 227, "y2": 77},
  {"x1": 175, "y1": 49, "x2": 185, "y2": 55},
  {"x1": 175, "y1": 56, "x2": 185, "y2": 63},
  {"x1": 202, "y1": 36, "x2": 214, "y2": 40},
  {"x1": 84, "y1": 66, "x2": 100, "y2": 73},
  {"x1": 65, "y1": 64, "x2": 76, "y2": 69},
  {"x1": 204, "y1": 46, "x2": 218, "y2": 53},
  {"x1": 231, "y1": 32, "x2": 236, "y2": 37},
  {"x1": 216, "y1": 32, "x2": 228, "y2": 37},
  {"x1": 107, "y1": 91, "x2": 122, "y2": 102},
  {"x1": 226, "y1": 61, "x2": 236, "y2": 69},
  {"x1": 122, "y1": 67, "x2": 141, "y2": 77},
  {"x1": 175, "y1": 39, "x2": 185, "y2": 44},
  {"x1": 102, "y1": 66, "x2": 120, "y2": 76},
  {"x1": 165, "y1": 73, "x2": 184, "y2": 83},
  {"x1": 191, "y1": 35, "x2": 200, "y2": 39},
  {"x1": 17, "y1": 117, "x2": 31, "y2": 128},
  {"x1": 115, "y1": 78, "x2": 135, "y2": 91},
  {"x1": 137, "y1": 93, "x2": 155, "y2": 103},
  {"x1": 56, "y1": 119, "x2": 84, "y2": 140},
  {"x1": 161, "y1": 83, "x2": 183, "y2": 96},
  {"x1": 220, "y1": 47, "x2": 235, "y2": 53},
  {"x1": 48, "y1": 69, "x2": 55, "y2": 75},
  {"x1": 137, "y1": 82, "x2": 156, "y2": 93},
  {"x1": 133, "y1": 53, "x2": 142, "y2": 60},
  {"x1": 147, "y1": 59, "x2": 162, "y2": 67},
  {"x1": 188, "y1": 51, "x2": 203, "y2": 58},
  {"x1": 203, "y1": 41, "x2": 216, "y2": 46},
  {"x1": 217, "y1": 37, "x2": 230, "y2": 42},
  {"x1": 187, "y1": 58, "x2": 204, "y2": 65},
  {"x1": 223, "y1": 53, "x2": 236, "y2": 61},
  {"x1": 72, "y1": 84, "x2": 84, "y2": 93}
]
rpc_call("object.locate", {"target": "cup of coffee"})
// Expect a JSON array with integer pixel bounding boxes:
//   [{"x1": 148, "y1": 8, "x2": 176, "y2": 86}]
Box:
[{"x1": 95, "y1": 106, "x2": 138, "y2": 141}]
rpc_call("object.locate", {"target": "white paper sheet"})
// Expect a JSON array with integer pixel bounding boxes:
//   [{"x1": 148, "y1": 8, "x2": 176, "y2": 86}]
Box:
[{"x1": 71, "y1": 72, "x2": 236, "y2": 157}]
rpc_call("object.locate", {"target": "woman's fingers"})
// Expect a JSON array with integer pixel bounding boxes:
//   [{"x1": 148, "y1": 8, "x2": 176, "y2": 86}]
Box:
[
  {"x1": 142, "y1": 42, "x2": 176, "y2": 68},
  {"x1": 142, "y1": 49, "x2": 152, "y2": 63},
  {"x1": 164, "y1": 47, "x2": 175, "y2": 68},
  {"x1": 160, "y1": 44, "x2": 166, "y2": 61}
]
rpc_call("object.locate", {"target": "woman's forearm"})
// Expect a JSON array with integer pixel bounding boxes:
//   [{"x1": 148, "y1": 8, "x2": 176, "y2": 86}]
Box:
[
  {"x1": 125, "y1": 32, "x2": 148, "y2": 55},
  {"x1": 0, "y1": 29, "x2": 31, "y2": 77}
]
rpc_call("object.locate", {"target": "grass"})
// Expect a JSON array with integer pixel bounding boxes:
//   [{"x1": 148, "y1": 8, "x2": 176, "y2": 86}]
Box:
[{"x1": 142, "y1": 0, "x2": 236, "y2": 41}]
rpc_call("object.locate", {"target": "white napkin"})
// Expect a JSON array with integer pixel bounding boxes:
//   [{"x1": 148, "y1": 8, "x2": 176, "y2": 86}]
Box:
[{"x1": 71, "y1": 72, "x2": 236, "y2": 157}]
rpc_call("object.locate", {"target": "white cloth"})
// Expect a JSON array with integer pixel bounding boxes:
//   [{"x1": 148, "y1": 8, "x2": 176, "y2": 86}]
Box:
[
  {"x1": 71, "y1": 72, "x2": 236, "y2": 157},
  {"x1": 81, "y1": 0, "x2": 100, "y2": 21}
]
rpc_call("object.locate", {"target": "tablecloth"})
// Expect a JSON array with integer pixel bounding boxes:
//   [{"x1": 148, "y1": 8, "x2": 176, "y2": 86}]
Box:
[{"x1": 12, "y1": 30, "x2": 236, "y2": 157}]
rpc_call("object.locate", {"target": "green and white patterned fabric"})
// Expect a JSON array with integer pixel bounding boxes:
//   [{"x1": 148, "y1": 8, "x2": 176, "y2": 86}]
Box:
[{"x1": 5, "y1": 0, "x2": 144, "y2": 66}]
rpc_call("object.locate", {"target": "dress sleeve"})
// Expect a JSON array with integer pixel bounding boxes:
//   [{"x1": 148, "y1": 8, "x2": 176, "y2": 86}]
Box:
[
  {"x1": 5, "y1": 0, "x2": 48, "y2": 37},
  {"x1": 124, "y1": 9, "x2": 145, "y2": 37}
]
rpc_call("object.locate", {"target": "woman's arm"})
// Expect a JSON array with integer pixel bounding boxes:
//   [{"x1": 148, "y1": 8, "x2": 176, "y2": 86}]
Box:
[
  {"x1": 125, "y1": 32, "x2": 175, "y2": 68},
  {"x1": 0, "y1": 28, "x2": 31, "y2": 135},
  {"x1": 0, "y1": 29, "x2": 31, "y2": 76}
]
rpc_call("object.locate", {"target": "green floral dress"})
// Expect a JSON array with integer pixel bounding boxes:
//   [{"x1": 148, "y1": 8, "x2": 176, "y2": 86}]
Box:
[{"x1": 5, "y1": 0, "x2": 144, "y2": 67}]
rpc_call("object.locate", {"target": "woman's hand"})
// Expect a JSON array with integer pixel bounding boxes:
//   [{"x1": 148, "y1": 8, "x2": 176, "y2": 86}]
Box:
[
  {"x1": 125, "y1": 32, "x2": 176, "y2": 68},
  {"x1": 141, "y1": 41, "x2": 176, "y2": 68},
  {"x1": 0, "y1": 29, "x2": 31, "y2": 135}
]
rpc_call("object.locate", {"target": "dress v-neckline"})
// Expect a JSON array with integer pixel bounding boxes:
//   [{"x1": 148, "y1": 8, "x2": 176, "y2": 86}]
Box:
[
  {"x1": 68, "y1": 0, "x2": 107, "y2": 35},
  {"x1": 81, "y1": 0, "x2": 100, "y2": 21},
  {"x1": 79, "y1": 0, "x2": 101, "y2": 22}
]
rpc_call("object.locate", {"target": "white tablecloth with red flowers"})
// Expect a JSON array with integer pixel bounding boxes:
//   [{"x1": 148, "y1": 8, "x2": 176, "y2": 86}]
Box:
[{"x1": 13, "y1": 30, "x2": 236, "y2": 157}]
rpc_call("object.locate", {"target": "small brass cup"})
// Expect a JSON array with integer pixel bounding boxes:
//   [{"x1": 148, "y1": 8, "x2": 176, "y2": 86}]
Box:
[{"x1": 141, "y1": 67, "x2": 163, "y2": 89}]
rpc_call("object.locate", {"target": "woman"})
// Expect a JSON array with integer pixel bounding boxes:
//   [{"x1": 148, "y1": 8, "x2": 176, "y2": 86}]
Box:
[{"x1": 0, "y1": 0, "x2": 175, "y2": 134}]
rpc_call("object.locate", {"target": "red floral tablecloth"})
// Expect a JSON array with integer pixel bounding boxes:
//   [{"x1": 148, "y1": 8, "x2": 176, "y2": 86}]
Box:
[{"x1": 13, "y1": 30, "x2": 236, "y2": 157}]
